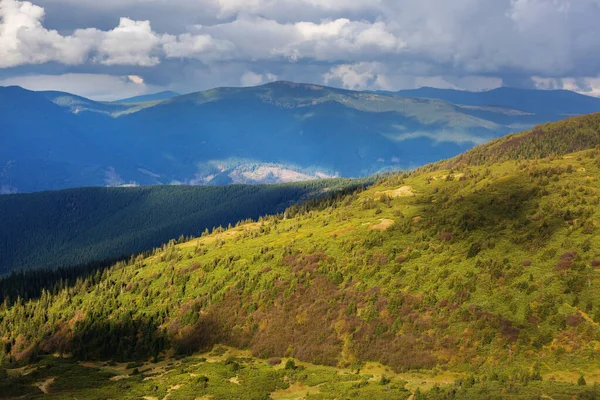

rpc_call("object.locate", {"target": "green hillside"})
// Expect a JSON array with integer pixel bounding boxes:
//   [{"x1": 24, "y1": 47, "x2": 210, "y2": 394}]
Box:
[
  {"x1": 2, "y1": 114, "x2": 600, "y2": 398},
  {"x1": 0, "y1": 179, "x2": 369, "y2": 274},
  {"x1": 446, "y1": 112, "x2": 600, "y2": 167}
]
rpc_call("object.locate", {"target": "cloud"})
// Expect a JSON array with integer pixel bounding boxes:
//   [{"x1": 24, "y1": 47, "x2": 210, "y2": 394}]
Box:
[
  {"x1": 197, "y1": 16, "x2": 405, "y2": 63},
  {"x1": 532, "y1": 76, "x2": 600, "y2": 97},
  {"x1": 128, "y1": 75, "x2": 144, "y2": 84},
  {"x1": 2, "y1": 0, "x2": 600, "y2": 95},
  {"x1": 0, "y1": 0, "x2": 94, "y2": 67},
  {"x1": 240, "y1": 71, "x2": 277, "y2": 86},
  {"x1": 162, "y1": 32, "x2": 235, "y2": 62},
  {"x1": 94, "y1": 18, "x2": 162, "y2": 66},
  {"x1": 323, "y1": 62, "x2": 391, "y2": 90},
  {"x1": 0, "y1": 0, "x2": 164, "y2": 67}
]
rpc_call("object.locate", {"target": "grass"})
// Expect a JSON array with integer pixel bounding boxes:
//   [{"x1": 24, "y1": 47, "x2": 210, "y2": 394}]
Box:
[{"x1": 0, "y1": 348, "x2": 412, "y2": 399}]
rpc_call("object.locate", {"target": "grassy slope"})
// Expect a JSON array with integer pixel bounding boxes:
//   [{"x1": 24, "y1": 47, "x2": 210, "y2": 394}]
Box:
[
  {"x1": 0, "y1": 179, "x2": 368, "y2": 274},
  {"x1": 0, "y1": 347, "x2": 414, "y2": 400},
  {"x1": 2, "y1": 114, "x2": 600, "y2": 398},
  {"x1": 443, "y1": 112, "x2": 600, "y2": 167}
]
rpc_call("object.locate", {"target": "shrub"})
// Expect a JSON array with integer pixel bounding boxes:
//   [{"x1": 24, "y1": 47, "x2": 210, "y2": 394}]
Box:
[
  {"x1": 195, "y1": 375, "x2": 209, "y2": 389},
  {"x1": 396, "y1": 255, "x2": 407, "y2": 264},
  {"x1": 438, "y1": 232, "x2": 454, "y2": 242},
  {"x1": 556, "y1": 251, "x2": 578, "y2": 271},
  {"x1": 467, "y1": 242, "x2": 482, "y2": 258},
  {"x1": 566, "y1": 314, "x2": 585, "y2": 327},
  {"x1": 268, "y1": 357, "x2": 282, "y2": 366},
  {"x1": 284, "y1": 359, "x2": 297, "y2": 370}
]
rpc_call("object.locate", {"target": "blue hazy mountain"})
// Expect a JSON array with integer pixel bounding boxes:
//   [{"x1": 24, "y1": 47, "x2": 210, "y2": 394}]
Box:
[
  {"x1": 394, "y1": 86, "x2": 600, "y2": 116},
  {"x1": 2, "y1": 81, "x2": 600, "y2": 193},
  {"x1": 115, "y1": 91, "x2": 181, "y2": 103}
]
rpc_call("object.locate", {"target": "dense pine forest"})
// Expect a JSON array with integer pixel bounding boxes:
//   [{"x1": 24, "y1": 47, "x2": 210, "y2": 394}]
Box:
[
  {"x1": 2, "y1": 113, "x2": 600, "y2": 399},
  {"x1": 0, "y1": 179, "x2": 370, "y2": 275}
]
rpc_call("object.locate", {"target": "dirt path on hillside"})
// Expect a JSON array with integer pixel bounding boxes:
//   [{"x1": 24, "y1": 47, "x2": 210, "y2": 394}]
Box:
[{"x1": 36, "y1": 377, "x2": 56, "y2": 394}]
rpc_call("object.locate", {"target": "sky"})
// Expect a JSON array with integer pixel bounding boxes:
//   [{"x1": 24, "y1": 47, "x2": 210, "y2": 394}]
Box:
[{"x1": 1, "y1": 0, "x2": 600, "y2": 100}]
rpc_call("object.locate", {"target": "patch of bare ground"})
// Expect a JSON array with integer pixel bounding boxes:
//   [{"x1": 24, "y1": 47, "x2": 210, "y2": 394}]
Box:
[
  {"x1": 374, "y1": 186, "x2": 414, "y2": 200},
  {"x1": 163, "y1": 384, "x2": 183, "y2": 400},
  {"x1": 370, "y1": 219, "x2": 395, "y2": 231},
  {"x1": 270, "y1": 382, "x2": 321, "y2": 399},
  {"x1": 180, "y1": 223, "x2": 261, "y2": 248},
  {"x1": 36, "y1": 377, "x2": 56, "y2": 394},
  {"x1": 109, "y1": 375, "x2": 130, "y2": 381},
  {"x1": 433, "y1": 173, "x2": 465, "y2": 181}
]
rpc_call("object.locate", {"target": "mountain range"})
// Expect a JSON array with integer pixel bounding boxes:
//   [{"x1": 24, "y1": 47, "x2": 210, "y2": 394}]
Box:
[{"x1": 3, "y1": 81, "x2": 600, "y2": 193}]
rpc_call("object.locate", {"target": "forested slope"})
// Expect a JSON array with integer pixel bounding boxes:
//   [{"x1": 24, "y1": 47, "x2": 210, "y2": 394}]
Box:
[
  {"x1": 0, "y1": 179, "x2": 369, "y2": 274},
  {"x1": 2, "y1": 115, "x2": 600, "y2": 398},
  {"x1": 444, "y1": 112, "x2": 600, "y2": 167}
]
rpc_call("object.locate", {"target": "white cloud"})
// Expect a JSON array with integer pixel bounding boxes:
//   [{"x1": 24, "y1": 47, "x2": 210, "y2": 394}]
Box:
[
  {"x1": 240, "y1": 71, "x2": 277, "y2": 86},
  {"x1": 0, "y1": 0, "x2": 164, "y2": 67},
  {"x1": 94, "y1": 18, "x2": 161, "y2": 66},
  {"x1": 532, "y1": 76, "x2": 600, "y2": 97},
  {"x1": 1, "y1": 0, "x2": 406, "y2": 68},
  {"x1": 0, "y1": 0, "x2": 94, "y2": 67},
  {"x1": 213, "y1": 0, "x2": 381, "y2": 19},
  {"x1": 3, "y1": 0, "x2": 600, "y2": 94},
  {"x1": 197, "y1": 16, "x2": 405, "y2": 63},
  {"x1": 323, "y1": 62, "x2": 391, "y2": 90},
  {"x1": 162, "y1": 32, "x2": 235, "y2": 62},
  {"x1": 128, "y1": 75, "x2": 144, "y2": 84}
]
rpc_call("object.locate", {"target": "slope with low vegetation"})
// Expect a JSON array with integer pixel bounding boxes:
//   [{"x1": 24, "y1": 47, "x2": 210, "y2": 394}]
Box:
[{"x1": 2, "y1": 114, "x2": 600, "y2": 398}]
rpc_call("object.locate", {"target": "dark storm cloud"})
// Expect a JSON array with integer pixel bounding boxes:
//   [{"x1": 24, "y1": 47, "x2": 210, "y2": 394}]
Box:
[{"x1": 2, "y1": 0, "x2": 600, "y2": 99}]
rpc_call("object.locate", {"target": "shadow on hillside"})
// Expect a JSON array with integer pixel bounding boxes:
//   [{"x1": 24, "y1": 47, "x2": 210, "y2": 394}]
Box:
[
  {"x1": 0, "y1": 256, "x2": 127, "y2": 306},
  {"x1": 420, "y1": 173, "x2": 561, "y2": 249}
]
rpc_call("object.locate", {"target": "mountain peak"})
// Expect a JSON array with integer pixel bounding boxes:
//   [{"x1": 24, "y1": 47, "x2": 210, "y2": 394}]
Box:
[{"x1": 264, "y1": 80, "x2": 326, "y2": 89}]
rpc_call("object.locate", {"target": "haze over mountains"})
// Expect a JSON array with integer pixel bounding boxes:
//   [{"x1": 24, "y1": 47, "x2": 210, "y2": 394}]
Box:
[{"x1": 2, "y1": 81, "x2": 600, "y2": 193}]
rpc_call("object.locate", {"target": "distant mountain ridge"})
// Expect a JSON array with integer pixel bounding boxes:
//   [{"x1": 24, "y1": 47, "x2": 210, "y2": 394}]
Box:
[
  {"x1": 393, "y1": 86, "x2": 600, "y2": 115},
  {"x1": 2, "y1": 81, "x2": 600, "y2": 193},
  {"x1": 115, "y1": 90, "x2": 181, "y2": 103}
]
